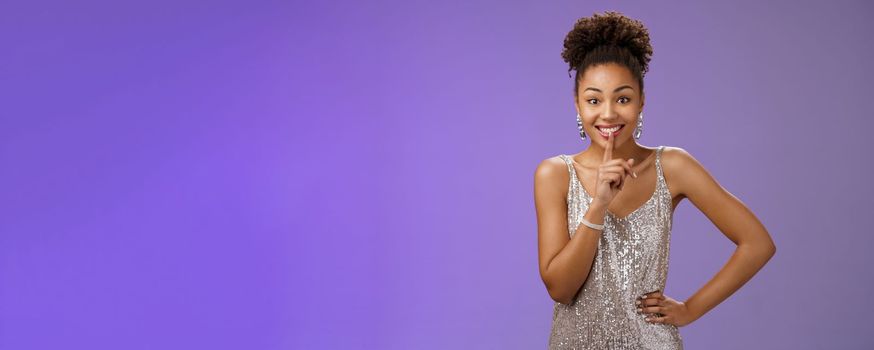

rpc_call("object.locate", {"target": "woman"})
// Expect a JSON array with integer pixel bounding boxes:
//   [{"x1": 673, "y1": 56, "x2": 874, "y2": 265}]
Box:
[{"x1": 533, "y1": 11, "x2": 776, "y2": 349}]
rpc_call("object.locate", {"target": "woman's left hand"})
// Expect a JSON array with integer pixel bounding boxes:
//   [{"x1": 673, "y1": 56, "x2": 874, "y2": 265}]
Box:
[{"x1": 636, "y1": 290, "x2": 696, "y2": 327}]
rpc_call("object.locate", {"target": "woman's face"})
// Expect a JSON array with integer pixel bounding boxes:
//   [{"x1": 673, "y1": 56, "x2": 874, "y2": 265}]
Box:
[{"x1": 575, "y1": 63, "x2": 644, "y2": 149}]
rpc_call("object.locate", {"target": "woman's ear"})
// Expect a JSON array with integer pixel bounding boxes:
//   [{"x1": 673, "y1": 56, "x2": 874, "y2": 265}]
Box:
[{"x1": 573, "y1": 95, "x2": 580, "y2": 115}]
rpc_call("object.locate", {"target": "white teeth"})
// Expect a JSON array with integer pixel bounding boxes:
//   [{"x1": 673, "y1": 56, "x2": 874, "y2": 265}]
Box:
[{"x1": 598, "y1": 126, "x2": 621, "y2": 133}]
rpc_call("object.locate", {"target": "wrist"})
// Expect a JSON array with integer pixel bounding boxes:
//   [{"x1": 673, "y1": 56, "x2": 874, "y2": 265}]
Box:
[
  {"x1": 683, "y1": 298, "x2": 705, "y2": 322},
  {"x1": 585, "y1": 200, "x2": 608, "y2": 222},
  {"x1": 588, "y1": 198, "x2": 608, "y2": 212}
]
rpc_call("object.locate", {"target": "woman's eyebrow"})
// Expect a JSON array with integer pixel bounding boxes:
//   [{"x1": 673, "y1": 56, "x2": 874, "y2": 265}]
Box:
[{"x1": 584, "y1": 85, "x2": 634, "y2": 93}]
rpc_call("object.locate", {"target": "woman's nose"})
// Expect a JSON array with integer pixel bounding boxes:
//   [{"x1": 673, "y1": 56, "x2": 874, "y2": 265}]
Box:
[{"x1": 601, "y1": 106, "x2": 619, "y2": 120}]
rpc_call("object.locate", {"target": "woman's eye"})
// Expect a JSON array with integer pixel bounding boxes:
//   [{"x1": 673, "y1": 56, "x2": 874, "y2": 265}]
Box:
[{"x1": 588, "y1": 97, "x2": 629, "y2": 104}]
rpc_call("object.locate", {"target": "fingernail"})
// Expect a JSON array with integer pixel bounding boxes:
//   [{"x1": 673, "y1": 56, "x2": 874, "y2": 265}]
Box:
[
  {"x1": 633, "y1": 172, "x2": 638, "y2": 178},
  {"x1": 635, "y1": 300, "x2": 641, "y2": 305}
]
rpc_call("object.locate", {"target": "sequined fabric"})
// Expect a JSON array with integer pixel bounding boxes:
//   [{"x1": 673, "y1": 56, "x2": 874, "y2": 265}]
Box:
[{"x1": 549, "y1": 146, "x2": 683, "y2": 349}]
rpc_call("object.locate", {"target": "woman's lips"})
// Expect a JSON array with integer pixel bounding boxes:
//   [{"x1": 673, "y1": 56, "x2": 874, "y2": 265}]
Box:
[{"x1": 596, "y1": 125, "x2": 624, "y2": 138}]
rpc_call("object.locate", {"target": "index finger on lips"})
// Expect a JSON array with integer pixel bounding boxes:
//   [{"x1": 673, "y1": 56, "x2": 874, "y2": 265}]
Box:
[{"x1": 603, "y1": 130, "x2": 613, "y2": 163}]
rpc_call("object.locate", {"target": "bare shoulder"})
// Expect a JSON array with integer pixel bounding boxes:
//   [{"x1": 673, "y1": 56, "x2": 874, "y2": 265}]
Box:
[
  {"x1": 534, "y1": 155, "x2": 570, "y2": 195},
  {"x1": 660, "y1": 145, "x2": 720, "y2": 198},
  {"x1": 660, "y1": 145, "x2": 695, "y2": 168}
]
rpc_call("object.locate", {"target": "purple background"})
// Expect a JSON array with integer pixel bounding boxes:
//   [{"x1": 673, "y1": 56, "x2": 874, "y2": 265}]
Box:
[{"x1": 1, "y1": 0, "x2": 872, "y2": 349}]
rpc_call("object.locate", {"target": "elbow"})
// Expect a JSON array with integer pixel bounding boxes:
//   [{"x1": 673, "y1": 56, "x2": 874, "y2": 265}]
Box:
[
  {"x1": 549, "y1": 290, "x2": 573, "y2": 305},
  {"x1": 740, "y1": 235, "x2": 777, "y2": 258},
  {"x1": 762, "y1": 229, "x2": 776, "y2": 256},
  {"x1": 760, "y1": 236, "x2": 777, "y2": 258},
  {"x1": 545, "y1": 283, "x2": 574, "y2": 305},
  {"x1": 761, "y1": 243, "x2": 776, "y2": 267},
  {"x1": 555, "y1": 296, "x2": 574, "y2": 305},
  {"x1": 542, "y1": 270, "x2": 580, "y2": 305},
  {"x1": 766, "y1": 242, "x2": 776, "y2": 259},
  {"x1": 741, "y1": 238, "x2": 776, "y2": 263}
]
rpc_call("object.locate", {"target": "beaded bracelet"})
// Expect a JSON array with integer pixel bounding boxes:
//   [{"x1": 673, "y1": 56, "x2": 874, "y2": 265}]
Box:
[{"x1": 580, "y1": 217, "x2": 605, "y2": 231}]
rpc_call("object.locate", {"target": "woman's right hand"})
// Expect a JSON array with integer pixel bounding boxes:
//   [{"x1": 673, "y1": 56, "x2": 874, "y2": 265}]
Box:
[{"x1": 592, "y1": 131, "x2": 636, "y2": 206}]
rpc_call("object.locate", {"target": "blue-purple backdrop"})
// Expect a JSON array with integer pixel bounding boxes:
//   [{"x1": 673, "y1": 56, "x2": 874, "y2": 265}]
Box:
[{"x1": 2, "y1": 0, "x2": 872, "y2": 349}]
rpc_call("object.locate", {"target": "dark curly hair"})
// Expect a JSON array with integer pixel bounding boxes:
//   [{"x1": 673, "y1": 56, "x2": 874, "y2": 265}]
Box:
[{"x1": 561, "y1": 11, "x2": 653, "y2": 99}]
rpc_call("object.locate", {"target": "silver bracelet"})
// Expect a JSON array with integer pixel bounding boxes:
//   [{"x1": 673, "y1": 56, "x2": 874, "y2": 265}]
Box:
[{"x1": 580, "y1": 217, "x2": 605, "y2": 231}]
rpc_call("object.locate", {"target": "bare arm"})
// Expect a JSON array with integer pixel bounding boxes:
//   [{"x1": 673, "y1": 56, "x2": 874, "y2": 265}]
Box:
[
  {"x1": 534, "y1": 158, "x2": 609, "y2": 305},
  {"x1": 663, "y1": 147, "x2": 777, "y2": 322}
]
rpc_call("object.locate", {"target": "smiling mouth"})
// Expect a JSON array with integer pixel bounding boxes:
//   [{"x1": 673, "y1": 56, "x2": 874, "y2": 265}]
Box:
[{"x1": 595, "y1": 124, "x2": 625, "y2": 136}]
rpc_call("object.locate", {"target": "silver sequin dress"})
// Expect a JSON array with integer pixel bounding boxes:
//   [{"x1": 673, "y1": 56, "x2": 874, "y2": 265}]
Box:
[{"x1": 549, "y1": 146, "x2": 683, "y2": 349}]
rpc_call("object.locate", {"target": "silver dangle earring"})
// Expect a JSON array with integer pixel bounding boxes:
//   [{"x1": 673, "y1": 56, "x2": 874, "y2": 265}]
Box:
[
  {"x1": 576, "y1": 113, "x2": 587, "y2": 141},
  {"x1": 634, "y1": 112, "x2": 644, "y2": 139}
]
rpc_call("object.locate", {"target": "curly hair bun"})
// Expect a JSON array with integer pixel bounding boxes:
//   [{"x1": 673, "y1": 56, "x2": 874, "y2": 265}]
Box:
[{"x1": 561, "y1": 11, "x2": 653, "y2": 76}]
